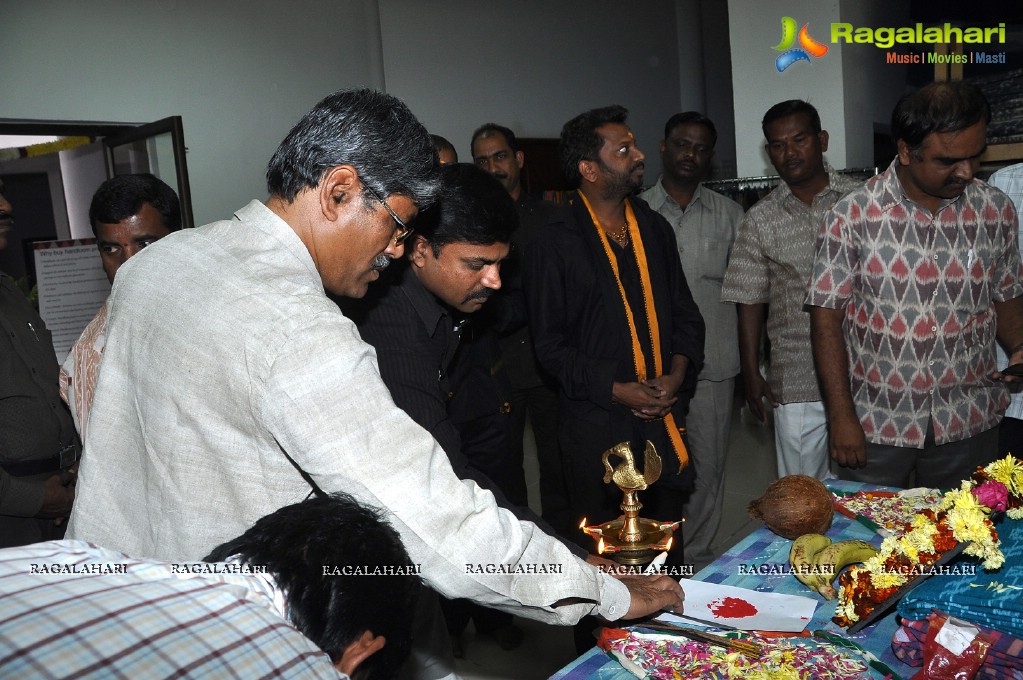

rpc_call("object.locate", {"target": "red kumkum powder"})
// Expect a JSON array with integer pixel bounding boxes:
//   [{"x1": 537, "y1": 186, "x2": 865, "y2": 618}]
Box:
[{"x1": 708, "y1": 596, "x2": 758, "y2": 618}]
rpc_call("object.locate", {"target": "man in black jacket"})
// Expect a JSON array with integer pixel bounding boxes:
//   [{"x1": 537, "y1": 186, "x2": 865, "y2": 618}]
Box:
[{"x1": 526, "y1": 106, "x2": 705, "y2": 558}]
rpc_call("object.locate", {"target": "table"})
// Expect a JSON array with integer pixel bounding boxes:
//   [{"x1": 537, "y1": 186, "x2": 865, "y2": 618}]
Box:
[{"x1": 551, "y1": 480, "x2": 915, "y2": 679}]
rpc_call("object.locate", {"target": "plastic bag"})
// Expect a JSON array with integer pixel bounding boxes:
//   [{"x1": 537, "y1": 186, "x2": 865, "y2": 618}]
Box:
[{"x1": 911, "y1": 611, "x2": 992, "y2": 680}]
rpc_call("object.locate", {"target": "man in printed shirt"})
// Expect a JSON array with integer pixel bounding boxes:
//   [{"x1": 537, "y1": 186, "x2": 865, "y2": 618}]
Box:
[
  {"x1": 808, "y1": 81, "x2": 1023, "y2": 488},
  {"x1": 59, "y1": 174, "x2": 180, "y2": 440},
  {"x1": 640, "y1": 112, "x2": 743, "y2": 569},
  {"x1": 721, "y1": 100, "x2": 860, "y2": 481},
  {"x1": 0, "y1": 493, "x2": 420, "y2": 680}
]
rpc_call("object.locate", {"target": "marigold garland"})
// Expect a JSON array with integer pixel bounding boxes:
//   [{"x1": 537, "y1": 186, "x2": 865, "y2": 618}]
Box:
[{"x1": 833, "y1": 455, "x2": 1023, "y2": 627}]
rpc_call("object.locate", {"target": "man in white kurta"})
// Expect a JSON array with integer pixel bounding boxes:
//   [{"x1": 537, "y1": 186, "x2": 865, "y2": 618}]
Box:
[{"x1": 67, "y1": 89, "x2": 682, "y2": 632}]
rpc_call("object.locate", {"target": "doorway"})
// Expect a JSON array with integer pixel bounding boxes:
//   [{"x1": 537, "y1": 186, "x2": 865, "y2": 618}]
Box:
[{"x1": 0, "y1": 116, "x2": 193, "y2": 283}]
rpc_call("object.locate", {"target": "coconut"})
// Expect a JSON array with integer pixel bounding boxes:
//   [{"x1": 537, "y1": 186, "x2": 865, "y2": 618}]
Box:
[{"x1": 747, "y1": 474, "x2": 834, "y2": 539}]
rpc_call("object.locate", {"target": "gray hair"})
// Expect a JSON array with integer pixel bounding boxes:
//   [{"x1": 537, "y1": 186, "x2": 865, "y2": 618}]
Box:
[{"x1": 266, "y1": 89, "x2": 440, "y2": 208}]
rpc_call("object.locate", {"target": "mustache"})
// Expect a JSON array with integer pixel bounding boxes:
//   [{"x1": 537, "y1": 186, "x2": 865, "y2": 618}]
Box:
[
  {"x1": 632, "y1": 162, "x2": 645, "y2": 174},
  {"x1": 371, "y1": 253, "x2": 392, "y2": 270},
  {"x1": 462, "y1": 288, "x2": 495, "y2": 303}
]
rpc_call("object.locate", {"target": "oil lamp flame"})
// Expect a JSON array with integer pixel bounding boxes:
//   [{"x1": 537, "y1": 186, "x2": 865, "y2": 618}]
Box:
[
  {"x1": 665, "y1": 536, "x2": 673, "y2": 551},
  {"x1": 579, "y1": 517, "x2": 587, "y2": 529},
  {"x1": 597, "y1": 537, "x2": 605, "y2": 554}
]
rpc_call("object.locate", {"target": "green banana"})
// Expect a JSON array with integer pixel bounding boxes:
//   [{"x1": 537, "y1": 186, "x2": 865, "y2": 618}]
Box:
[
  {"x1": 811, "y1": 540, "x2": 879, "y2": 600},
  {"x1": 788, "y1": 533, "x2": 832, "y2": 590}
]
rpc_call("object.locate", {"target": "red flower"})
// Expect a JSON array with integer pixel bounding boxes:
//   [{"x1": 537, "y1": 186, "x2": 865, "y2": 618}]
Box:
[{"x1": 973, "y1": 480, "x2": 1009, "y2": 512}]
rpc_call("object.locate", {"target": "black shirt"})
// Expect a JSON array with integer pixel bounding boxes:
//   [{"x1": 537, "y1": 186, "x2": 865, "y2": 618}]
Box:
[
  {"x1": 482, "y1": 194, "x2": 564, "y2": 390},
  {"x1": 525, "y1": 196, "x2": 706, "y2": 484},
  {"x1": 0, "y1": 273, "x2": 77, "y2": 516},
  {"x1": 344, "y1": 264, "x2": 585, "y2": 556}
]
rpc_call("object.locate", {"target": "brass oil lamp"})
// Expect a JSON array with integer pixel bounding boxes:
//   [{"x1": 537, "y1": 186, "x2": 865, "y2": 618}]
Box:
[{"x1": 580, "y1": 441, "x2": 682, "y2": 566}]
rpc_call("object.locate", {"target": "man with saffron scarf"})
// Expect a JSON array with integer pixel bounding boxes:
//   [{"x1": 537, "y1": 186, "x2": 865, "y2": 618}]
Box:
[{"x1": 525, "y1": 105, "x2": 705, "y2": 564}]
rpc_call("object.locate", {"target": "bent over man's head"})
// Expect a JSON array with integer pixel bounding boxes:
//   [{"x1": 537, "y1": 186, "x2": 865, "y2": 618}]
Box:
[{"x1": 205, "y1": 492, "x2": 422, "y2": 680}]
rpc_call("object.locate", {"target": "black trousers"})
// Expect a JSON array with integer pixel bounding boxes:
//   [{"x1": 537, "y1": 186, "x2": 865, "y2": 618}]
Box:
[
  {"x1": 837, "y1": 422, "x2": 999, "y2": 488},
  {"x1": 998, "y1": 416, "x2": 1023, "y2": 459},
  {"x1": 509, "y1": 381, "x2": 570, "y2": 531}
]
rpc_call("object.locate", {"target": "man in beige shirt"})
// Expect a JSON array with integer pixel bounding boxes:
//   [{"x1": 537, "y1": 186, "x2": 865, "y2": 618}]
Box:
[
  {"x1": 640, "y1": 111, "x2": 742, "y2": 569},
  {"x1": 67, "y1": 91, "x2": 684, "y2": 678},
  {"x1": 721, "y1": 100, "x2": 859, "y2": 480}
]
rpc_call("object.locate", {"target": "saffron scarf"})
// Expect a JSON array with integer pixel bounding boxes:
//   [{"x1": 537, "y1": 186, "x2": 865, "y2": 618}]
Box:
[{"x1": 579, "y1": 193, "x2": 689, "y2": 470}]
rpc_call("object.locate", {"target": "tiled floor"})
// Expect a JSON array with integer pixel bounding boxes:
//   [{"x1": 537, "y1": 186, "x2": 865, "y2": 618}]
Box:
[{"x1": 454, "y1": 403, "x2": 780, "y2": 680}]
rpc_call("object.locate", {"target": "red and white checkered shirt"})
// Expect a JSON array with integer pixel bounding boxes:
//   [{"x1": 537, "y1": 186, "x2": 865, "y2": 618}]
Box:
[{"x1": 807, "y1": 159, "x2": 1023, "y2": 448}]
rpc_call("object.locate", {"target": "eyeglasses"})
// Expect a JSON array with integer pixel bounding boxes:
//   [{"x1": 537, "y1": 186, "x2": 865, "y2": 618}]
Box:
[{"x1": 365, "y1": 184, "x2": 414, "y2": 245}]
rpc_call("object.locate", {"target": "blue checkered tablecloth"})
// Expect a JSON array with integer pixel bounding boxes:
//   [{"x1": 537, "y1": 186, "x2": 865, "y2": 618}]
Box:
[{"x1": 551, "y1": 480, "x2": 917, "y2": 679}]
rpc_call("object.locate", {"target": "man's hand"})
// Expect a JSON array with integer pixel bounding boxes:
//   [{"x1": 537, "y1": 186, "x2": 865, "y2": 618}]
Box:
[
  {"x1": 995, "y1": 343, "x2": 1023, "y2": 383},
  {"x1": 742, "y1": 372, "x2": 778, "y2": 424},
  {"x1": 645, "y1": 354, "x2": 687, "y2": 399},
  {"x1": 810, "y1": 306, "x2": 863, "y2": 468},
  {"x1": 829, "y1": 410, "x2": 867, "y2": 469},
  {"x1": 643, "y1": 374, "x2": 682, "y2": 402},
  {"x1": 994, "y1": 298, "x2": 1023, "y2": 382},
  {"x1": 613, "y1": 381, "x2": 676, "y2": 421},
  {"x1": 619, "y1": 574, "x2": 685, "y2": 619},
  {"x1": 36, "y1": 472, "x2": 75, "y2": 519},
  {"x1": 585, "y1": 554, "x2": 621, "y2": 571}
]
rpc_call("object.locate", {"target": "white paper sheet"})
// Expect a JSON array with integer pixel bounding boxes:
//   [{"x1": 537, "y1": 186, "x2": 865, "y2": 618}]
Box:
[
  {"x1": 34, "y1": 239, "x2": 110, "y2": 360},
  {"x1": 657, "y1": 579, "x2": 817, "y2": 632}
]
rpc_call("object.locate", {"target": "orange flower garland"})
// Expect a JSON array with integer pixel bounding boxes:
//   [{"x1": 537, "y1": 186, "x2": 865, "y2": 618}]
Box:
[{"x1": 831, "y1": 455, "x2": 1023, "y2": 628}]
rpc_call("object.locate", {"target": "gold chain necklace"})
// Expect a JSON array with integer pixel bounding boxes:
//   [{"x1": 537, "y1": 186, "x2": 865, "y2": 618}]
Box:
[{"x1": 607, "y1": 221, "x2": 629, "y2": 247}]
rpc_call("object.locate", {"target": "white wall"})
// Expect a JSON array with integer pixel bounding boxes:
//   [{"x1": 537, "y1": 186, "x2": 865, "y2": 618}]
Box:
[
  {"x1": 1, "y1": 0, "x2": 382, "y2": 226},
  {"x1": 58, "y1": 142, "x2": 108, "y2": 239},
  {"x1": 378, "y1": 0, "x2": 685, "y2": 181},
  {"x1": 839, "y1": 0, "x2": 911, "y2": 169},
  {"x1": 670, "y1": 0, "x2": 740, "y2": 179},
  {"x1": 695, "y1": 0, "x2": 738, "y2": 179},
  {"x1": 727, "y1": 0, "x2": 914, "y2": 178},
  {"x1": 7, "y1": 0, "x2": 905, "y2": 221},
  {"x1": 728, "y1": 0, "x2": 847, "y2": 177}
]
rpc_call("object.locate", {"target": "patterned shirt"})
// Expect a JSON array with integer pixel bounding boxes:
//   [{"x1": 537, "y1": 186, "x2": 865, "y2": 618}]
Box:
[
  {"x1": 806, "y1": 159, "x2": 1023, "y2": 448},
  {"x1": 0, "y1": 540, "x2": 345, "y2": 679},
  {"x1": 640, "y1": 179, "x2": 744, "y2": 381},
  {"x1": 720, "y1": 164, "x2": 861, "y2": 402},
  {"x1": 59, "y1": 301, "x2": 108, "y2": 441}
]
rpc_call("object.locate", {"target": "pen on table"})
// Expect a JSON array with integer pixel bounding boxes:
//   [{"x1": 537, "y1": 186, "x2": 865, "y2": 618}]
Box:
[
  {"x1": 673, "y1": 613, "x2": 740, "y2": 631},
  {"x1": 644, "y1": 551, "x2": 668, "y2": 575},
  {"x1": 635, "y1": 622, "x2": 762, "y2": 657}
]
